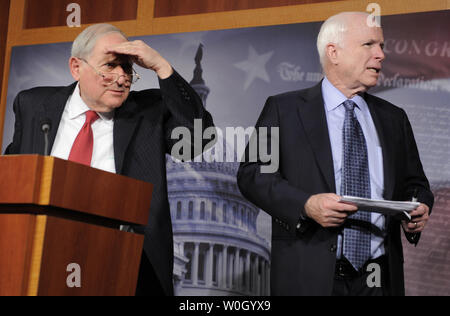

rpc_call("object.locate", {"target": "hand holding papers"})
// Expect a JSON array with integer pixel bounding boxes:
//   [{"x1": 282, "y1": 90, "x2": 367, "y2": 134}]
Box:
[{"x1": 339, "y1": 196, "x2": 420, "y2": 221}]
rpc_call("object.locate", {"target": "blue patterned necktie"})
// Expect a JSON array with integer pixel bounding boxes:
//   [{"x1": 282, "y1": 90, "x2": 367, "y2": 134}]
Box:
[{"x1": 341, "y1": 100, "x2": 371, "y2": 271}]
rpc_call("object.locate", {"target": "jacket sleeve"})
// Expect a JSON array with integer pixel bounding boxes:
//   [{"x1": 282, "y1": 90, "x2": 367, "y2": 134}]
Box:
[
  {"x1": 237, "y1": 96, "x2": 312, "y2": 237},
  {"x1": 158, "y1": 69, "x2": 215, "y2": 160},
  {"x1": 399, "y1": 108, "x2": 434, "y2": 245},
  {"x1": 3, "y1": 92, "x2": 24, "y2": 155}
]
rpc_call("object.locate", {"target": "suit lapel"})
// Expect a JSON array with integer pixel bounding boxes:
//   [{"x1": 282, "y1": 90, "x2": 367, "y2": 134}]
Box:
[
  {"x1": 36, "y1": 83, "x2": 77, "y2": 154},
  {"x1": 113, "y1": 94, "x2": 141, "y2": 174},
  {"x1": 38, "y1": 83, "x2": 141, "y2": 174},
  {"x1": 296, "y1": 82, "x2": 336, "y2": 193},
  {"x1": 365, "y1": 94, "x2": 395, "y2": 201}
]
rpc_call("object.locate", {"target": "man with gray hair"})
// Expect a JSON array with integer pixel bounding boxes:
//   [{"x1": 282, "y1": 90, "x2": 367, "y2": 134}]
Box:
[
  {"x1": 5, "y1": 23, "x2": 214, "y2": 295},
  {"x1": 237, "y1": 12, "x2": 433, "y2": 295}
]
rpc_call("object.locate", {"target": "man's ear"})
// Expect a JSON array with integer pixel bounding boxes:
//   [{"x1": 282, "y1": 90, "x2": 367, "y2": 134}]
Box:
[
  {"x1": 69, "y1": 57, "x2": 81, "y2": 81},
  {"x1": 326, "y1": 43, "x2": 339, "y2": 65}
]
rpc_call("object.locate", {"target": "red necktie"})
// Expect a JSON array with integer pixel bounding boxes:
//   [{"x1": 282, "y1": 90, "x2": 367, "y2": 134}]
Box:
[{"x1": 68, "y1": 110, "x2": 99, "y2": 166}]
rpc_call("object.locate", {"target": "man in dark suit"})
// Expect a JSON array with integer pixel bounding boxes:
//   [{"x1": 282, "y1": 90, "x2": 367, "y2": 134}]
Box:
[
  {"x1": 237, "y1": 12, "x2": 433, "y2": 296},
  {"x1": 4, "y1": 24, "x2": 214, "y2": 296}
]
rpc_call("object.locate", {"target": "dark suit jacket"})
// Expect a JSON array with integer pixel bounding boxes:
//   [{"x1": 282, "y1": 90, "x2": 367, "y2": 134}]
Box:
[
  {"x1": 5, "y1": 70, "x2": 214, "y2": 296},
  {"x1": 237, "y1": 82, "x2": 434, "y2": 296}
]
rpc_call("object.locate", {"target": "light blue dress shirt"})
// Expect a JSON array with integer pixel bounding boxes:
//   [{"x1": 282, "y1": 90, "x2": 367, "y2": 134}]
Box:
[{"x1": 321, "y1": 77, "x2": 386, "y2": 260}]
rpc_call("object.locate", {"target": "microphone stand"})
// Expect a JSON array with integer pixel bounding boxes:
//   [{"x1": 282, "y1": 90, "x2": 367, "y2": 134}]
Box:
[{"x1": 41, "y1": 120, "x2": 51, "y2": 156}]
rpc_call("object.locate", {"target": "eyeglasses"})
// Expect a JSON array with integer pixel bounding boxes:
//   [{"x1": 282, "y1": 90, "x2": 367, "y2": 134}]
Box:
[{"x1": 79, "y1": 58, "x2": 140, "y2": 85}]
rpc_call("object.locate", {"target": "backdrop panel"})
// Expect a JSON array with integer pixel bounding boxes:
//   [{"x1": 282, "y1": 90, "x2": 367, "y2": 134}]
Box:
[{"x1": 2, "y1": 10, "x2": 449, "y2": 295}]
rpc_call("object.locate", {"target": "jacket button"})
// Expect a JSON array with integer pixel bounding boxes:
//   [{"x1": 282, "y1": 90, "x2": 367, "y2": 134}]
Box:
[{"x1": 330, "y1": 244, "x2": 337, "y2": 252}]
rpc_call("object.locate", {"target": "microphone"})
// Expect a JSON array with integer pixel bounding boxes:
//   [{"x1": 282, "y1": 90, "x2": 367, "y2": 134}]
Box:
[{"x1": 40, "y1": 119, "x2": 51, "y2": 156}]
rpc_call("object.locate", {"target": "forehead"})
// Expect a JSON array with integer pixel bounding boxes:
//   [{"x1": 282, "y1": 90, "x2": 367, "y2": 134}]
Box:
[
  {"x1": 345, "y1": 18, "x2": 384, "y2": 43},
  {"x1": 89, "y1": 32, "x2": 127, "y2": 60}
]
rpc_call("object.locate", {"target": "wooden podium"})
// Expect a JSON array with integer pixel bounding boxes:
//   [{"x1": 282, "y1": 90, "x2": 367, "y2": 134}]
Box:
[{"x1": 0, "y1": 155, "x2": 153, "y2": 296}]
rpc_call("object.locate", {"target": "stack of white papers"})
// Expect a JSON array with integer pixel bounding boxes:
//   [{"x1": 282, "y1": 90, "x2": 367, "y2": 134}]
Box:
[{"x1": 339, "y1": 196, "x2": 420, "y2": 221}]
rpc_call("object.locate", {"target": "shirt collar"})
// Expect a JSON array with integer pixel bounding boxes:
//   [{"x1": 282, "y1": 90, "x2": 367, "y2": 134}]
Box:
[
  {"x1": 67, "y1": 83, "x2": 114, "y2": 121},
  {"x1": 322, "y1": 76, "x2": 367, "y2": 113}
]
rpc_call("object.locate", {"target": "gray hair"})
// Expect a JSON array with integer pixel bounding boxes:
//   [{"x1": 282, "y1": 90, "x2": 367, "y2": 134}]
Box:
[
  {"x1": 71, "y1": 23, "x2": 127, "y2": 59},
  {"x1": 316, "y1": 12, "x2": 369, "y2": 68}
]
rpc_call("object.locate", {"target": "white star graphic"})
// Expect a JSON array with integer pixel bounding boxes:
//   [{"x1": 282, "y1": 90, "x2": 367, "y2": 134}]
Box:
[{"x1": 234, "y1": 45, "x2": 274, "y2": 90}]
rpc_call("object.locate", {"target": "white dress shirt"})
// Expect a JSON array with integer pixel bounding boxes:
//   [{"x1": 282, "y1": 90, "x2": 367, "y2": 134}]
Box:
[
  {"x1": 51, "y1": 83, "x2": 116, "y2": 173},
  {"x1": 322, "y1": 77, "x2": 386, "y2": 259}
]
